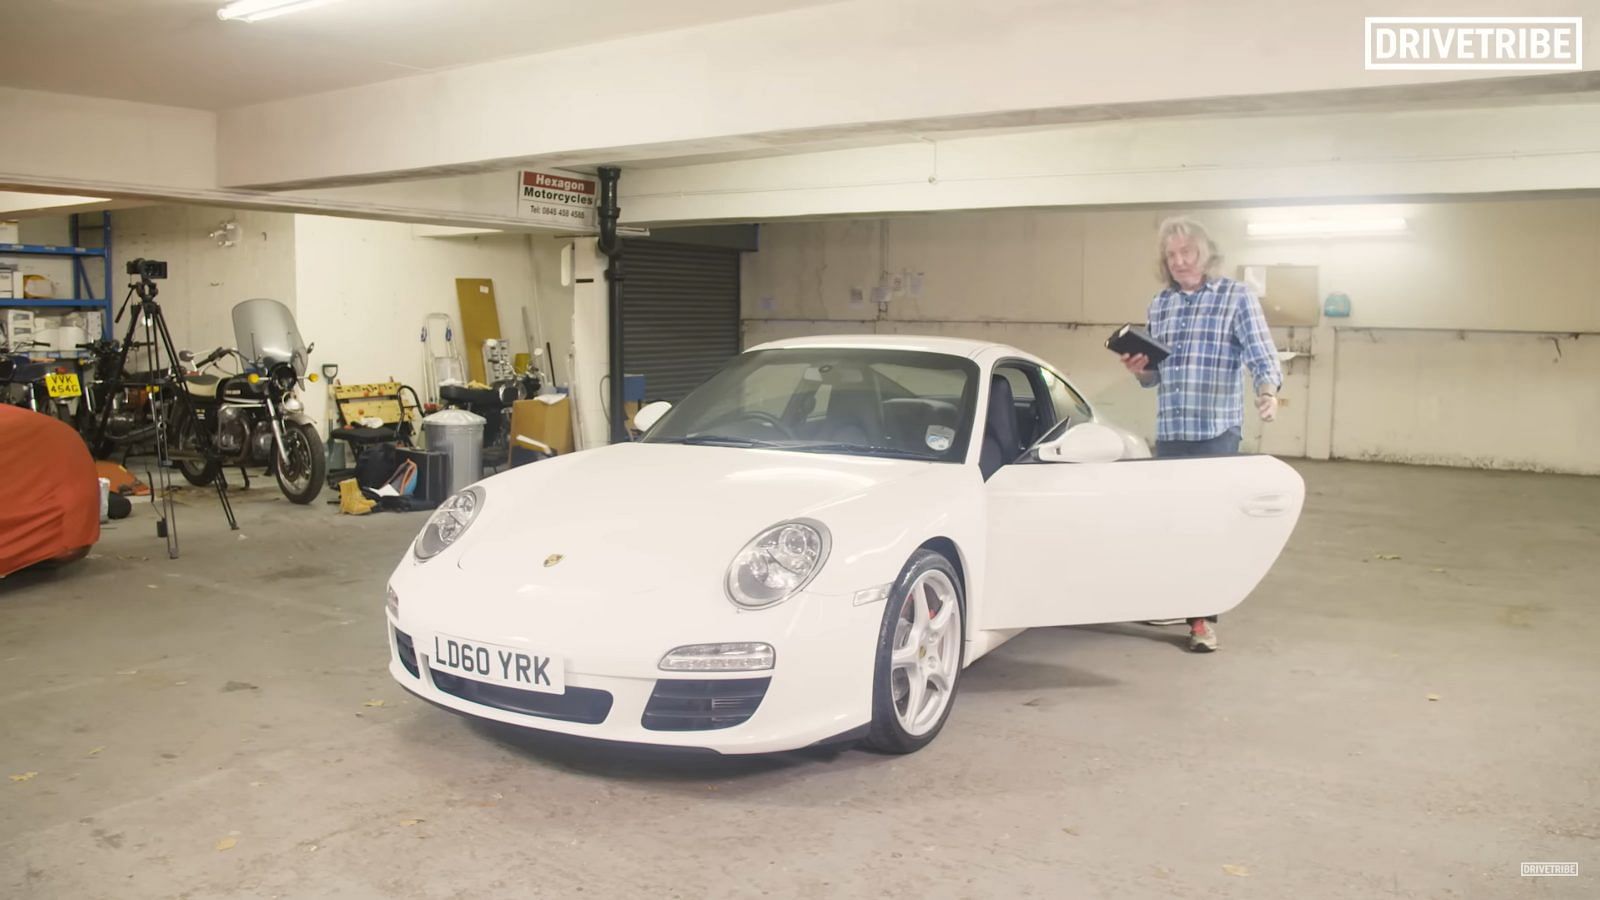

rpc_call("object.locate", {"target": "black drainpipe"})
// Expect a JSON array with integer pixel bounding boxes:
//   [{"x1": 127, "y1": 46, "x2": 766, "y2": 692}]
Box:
[{"x1": 595, "y1": 166, "x2": 626, "y2": 443}]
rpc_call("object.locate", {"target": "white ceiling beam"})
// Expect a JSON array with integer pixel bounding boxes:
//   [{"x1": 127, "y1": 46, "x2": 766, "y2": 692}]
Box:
[
  {"x1": 0, "y1": 133, "x2": 591, "y2": 233},
  {"x1": 0, "y1": 87, "x2": 217, "y2": 191},
  {"x1": 617, "y1": 100, "x2": 1600, "y2": 223},
  {"x1": 14, "y1": 98, "x2": 1598, "y2": 232},
  {"x1": 0, "y1": 192, "x2": 115, "y2": 218},
  {"x1": 214, "y1": 0, "x2": 1594, "y2": 189}
]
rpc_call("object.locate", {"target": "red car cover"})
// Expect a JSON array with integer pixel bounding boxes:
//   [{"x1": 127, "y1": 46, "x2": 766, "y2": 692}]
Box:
[{"x1": 0, "y1": 405, "x2": 100, "y2": 578}]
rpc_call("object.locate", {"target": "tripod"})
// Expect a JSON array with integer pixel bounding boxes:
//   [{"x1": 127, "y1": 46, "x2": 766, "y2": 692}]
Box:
[{"x1": 92, "y1": 274, "x2": 237, "y2": 557}]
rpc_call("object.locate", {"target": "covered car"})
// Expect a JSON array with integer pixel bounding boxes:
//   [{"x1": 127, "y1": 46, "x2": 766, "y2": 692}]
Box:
[{"x1": 1, "y1": 405, "x2": 100, "y2": 578}]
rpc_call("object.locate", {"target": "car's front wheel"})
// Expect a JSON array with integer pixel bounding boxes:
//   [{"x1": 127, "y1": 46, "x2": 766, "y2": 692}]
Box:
[{"x1": 865, "y1": 549, "x2": 965, "y2": 754}]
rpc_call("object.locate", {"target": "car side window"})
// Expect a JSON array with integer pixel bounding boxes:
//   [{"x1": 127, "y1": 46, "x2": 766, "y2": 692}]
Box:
[
  {"x1": 1041, "y1": 369, "x2": 1092, "y2": 426},
  {"x1": 993, "y1": 363, "x2": 1051, "y2": 447}
]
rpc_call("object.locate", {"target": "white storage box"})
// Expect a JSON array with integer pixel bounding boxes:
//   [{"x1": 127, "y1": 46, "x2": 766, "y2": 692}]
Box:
[{"x1": 3, "y1": 309, "x2": 36, "y2": 348}]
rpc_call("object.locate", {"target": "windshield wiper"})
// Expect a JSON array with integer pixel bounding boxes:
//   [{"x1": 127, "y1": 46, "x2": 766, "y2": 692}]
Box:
[
  {"x1": 656, "y1": 433, "x2": 772, "y2": 448},
  {"x1": 776, "y1": 442, "x2": 934, "y2": 461}
]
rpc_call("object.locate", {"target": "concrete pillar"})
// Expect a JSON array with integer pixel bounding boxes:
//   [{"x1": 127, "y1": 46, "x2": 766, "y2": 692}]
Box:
[{"x1": 569, "y1": 237, "x2": 611, "y2": 450}]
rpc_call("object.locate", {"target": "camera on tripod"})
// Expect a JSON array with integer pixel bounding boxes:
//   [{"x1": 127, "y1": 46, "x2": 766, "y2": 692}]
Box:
[{"x1": 126, "y1": 258, "x2": 168, "y2": 280}]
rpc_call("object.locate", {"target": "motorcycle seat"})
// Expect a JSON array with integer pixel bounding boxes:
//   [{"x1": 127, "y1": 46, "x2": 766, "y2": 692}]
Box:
[
  {"x1": 181, "y1": 374, "x2": 221, "y2": 398},
  {"x1": 440, "y1": 381, "x2": 521, "y2": 407}
]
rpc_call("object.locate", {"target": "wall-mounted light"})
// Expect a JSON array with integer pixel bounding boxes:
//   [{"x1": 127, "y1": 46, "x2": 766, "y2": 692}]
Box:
[
  {"x1": 217, "y1": 0, "x2": 341, "y2": 23},
  {"x1": 1247, "y1": 217, "x2": 1409, "y2": 239}
]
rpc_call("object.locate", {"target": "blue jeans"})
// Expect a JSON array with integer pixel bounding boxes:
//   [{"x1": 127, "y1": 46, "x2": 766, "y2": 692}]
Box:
[
  {"x1": 1154, "y1": 426, "x2": 1241, "y2": 460},
  {"x1": 1152, "y1": 426, "x2": 1240, "y2": 624}
]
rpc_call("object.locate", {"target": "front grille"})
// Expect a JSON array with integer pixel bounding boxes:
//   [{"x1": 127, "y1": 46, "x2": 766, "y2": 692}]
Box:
[
  {"x1": 394, "y1": 628, "x2": 419, "y2": 678},
  {"x1": 642, "y1": 677, "x2": 771, "y2": 731},
  {"x1": 429, "y1": 670, "x2": 613, "y2": 725}
]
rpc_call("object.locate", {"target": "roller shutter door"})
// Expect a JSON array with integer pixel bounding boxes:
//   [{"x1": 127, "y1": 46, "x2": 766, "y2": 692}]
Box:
[{"x1": 620, "y1": 240, "x2": 741, "y2": 402}]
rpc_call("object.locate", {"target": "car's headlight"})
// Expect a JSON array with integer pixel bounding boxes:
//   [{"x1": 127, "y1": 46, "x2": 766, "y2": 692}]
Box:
[
  {"x1": 413, "y1": 487, "x2": 484, "y2": 561},
  {"x1": 725, "y1": 520, "x2": 830, "y2": 609}
]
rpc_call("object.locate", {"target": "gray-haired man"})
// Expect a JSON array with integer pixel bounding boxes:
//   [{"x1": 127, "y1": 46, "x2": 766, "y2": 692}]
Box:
[{"x1": 1120, "y1": 216, "x2": 1283, "y2": 652}]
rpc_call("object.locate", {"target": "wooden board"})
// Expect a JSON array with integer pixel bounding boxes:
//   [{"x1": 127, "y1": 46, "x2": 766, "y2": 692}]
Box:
[
  {"x1": 334, "y1": 382, "x2": 405, "y2": 425},
  {"x1": 455, "y1": 278, "x2": 501, "y2": 384}
]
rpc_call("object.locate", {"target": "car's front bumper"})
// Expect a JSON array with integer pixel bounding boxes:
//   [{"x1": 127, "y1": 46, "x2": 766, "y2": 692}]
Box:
[{"x1": 384, "y1": 586, "x2": 884, "y2": 755}]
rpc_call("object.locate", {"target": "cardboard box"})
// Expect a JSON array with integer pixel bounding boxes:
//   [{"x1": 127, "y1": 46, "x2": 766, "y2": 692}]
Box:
[{"x1": 510, "y1": 395, "x2": 575, "y2": 456}]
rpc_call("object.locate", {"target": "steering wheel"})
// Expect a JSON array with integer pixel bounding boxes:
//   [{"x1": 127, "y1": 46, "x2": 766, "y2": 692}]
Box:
[{"x1": 710, "y1": 409, "x2": 796, "y2": 440}]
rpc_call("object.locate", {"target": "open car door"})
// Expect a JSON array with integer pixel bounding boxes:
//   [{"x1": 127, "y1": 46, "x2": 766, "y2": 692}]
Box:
[{"x1": 980, "y1": 428, "x2": 1304, "y2": 630}]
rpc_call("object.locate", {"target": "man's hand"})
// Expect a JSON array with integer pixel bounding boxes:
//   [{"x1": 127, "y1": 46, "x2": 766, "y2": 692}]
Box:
[
  {"x1": 1120, "y1": 352, "x2": 1149, "y2": 375},
  {"x1": 1256, "y1": 391, "x2": 1278, "y2": 422}
]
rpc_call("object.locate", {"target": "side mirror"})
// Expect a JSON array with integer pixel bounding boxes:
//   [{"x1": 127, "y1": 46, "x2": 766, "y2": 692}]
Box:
[
  {"x1": 631, "y1": 400, "x2": 672, "y2": 432},
  {"x1": 1038, "y1": 422, "x2": 1126, "y2": 464}
]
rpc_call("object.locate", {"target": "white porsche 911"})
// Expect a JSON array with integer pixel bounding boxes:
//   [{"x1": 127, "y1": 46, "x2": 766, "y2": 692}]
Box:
[{"x1": 385, "y1": 336, "x2": 1304, "y2": 755}]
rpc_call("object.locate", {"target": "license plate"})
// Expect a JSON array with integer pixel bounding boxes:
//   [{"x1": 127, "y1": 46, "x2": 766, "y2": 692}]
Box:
[
  {"x1": 45, "y1": 372, "x2": 81, "y2": 399},
  {"x1": 429, "y1": 634, "x2": 565, "y2": 694}
]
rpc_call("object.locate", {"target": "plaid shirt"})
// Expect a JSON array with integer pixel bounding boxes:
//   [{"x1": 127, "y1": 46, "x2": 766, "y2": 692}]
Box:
[{"x1": 1140, "y1": 276, "x2": 1282, "y2": 442}]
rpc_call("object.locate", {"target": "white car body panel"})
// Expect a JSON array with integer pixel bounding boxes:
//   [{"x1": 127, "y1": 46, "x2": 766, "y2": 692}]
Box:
[
  {"x1": 982, "y1": 455, "x2": 1304, "y2": 629},
  {"x1": 387, "y1": 335, "x2": 1304, "y2": 754}
]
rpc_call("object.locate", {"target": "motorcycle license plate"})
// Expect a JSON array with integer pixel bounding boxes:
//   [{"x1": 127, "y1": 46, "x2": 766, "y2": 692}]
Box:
[{"x1": 45, "y1": 373, "x2": 81, "y2": 399}]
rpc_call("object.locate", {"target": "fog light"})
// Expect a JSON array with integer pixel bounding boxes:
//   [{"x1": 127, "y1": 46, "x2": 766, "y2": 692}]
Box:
[
  {"x1": 659, "y1": 642, "x2": 775, "y2": 671},
  {"x1": 386, "y1": 584, "x2": 399, "y2": 617}
]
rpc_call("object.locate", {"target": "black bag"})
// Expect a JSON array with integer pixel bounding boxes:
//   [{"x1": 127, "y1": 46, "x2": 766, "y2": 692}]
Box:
[{"x1": 354, "y1": 442, "x2": 398, "y2": 490}]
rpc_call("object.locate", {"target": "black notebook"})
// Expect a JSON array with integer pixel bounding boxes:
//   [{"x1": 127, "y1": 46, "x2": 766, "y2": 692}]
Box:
[{"x1": 1105, "y1": 324, "x2": 1172, "y2": 368}]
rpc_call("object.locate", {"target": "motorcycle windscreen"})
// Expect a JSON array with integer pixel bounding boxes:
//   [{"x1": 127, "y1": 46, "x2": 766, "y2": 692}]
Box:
[{"x1": 232, "y1": 298, "x2": 309, "y2": 376}]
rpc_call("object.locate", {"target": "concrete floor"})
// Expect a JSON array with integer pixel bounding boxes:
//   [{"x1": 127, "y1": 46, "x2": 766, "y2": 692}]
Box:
[{"x1": 1, "y1": 460, "x2": 1596, "y2": 899}]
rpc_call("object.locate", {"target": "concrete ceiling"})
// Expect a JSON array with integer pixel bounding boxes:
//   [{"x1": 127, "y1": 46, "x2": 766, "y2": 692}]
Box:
[{"x1": 0, "y1": 0, "x2": 839, "y2": 109}]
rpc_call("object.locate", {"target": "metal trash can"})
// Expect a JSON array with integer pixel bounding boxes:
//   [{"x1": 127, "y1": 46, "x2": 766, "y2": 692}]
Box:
[{"x1": 423, "y1": 408, "x2": 486, "y2": 497}]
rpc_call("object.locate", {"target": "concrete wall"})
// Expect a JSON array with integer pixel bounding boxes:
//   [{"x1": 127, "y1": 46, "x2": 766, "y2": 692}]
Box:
[
  {"x1": 741, "y1": 199, "x2": 1600, "y2": 475},
  {"x1": 291, "y1": 216, "x2": 570, "y2": 433},
  {"x1": 107, "y1": 206, "x2": 299, "y2": 358}
]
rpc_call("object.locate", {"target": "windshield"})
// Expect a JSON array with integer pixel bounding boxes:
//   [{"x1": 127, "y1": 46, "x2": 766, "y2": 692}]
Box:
[
  {"x1": 642, "y1": 347, "x2": 980, "y2": 462},
  {"x1": 231, "y1": 298, "x2": 309, "y2": 375}
]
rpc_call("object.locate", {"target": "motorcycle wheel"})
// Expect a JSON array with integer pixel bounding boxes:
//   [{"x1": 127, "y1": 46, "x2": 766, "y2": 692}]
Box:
[
  {"x1": 275, "y1": 421, "x2": 326, "y2": 505},
  {"x1": 174, "y1": 414, "x2": 220, "y2": 486}
]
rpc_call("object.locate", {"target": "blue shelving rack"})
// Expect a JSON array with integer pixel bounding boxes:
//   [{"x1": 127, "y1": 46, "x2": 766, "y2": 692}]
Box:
[{"x1": 0, "y1": 211, "x2": 114, "y2": 341}]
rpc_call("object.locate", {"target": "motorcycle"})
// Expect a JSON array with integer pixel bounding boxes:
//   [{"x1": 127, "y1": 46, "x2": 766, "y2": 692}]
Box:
[
  {"x1": 172, "y1": 298, "x2": 326, "y2": 505},
  {"x1": 73, "y1": 337, "x2": 163, "y2": 457},
  {"x1": 438, "y1": 371, "x2": 542, "y2": 468},
  {"x1": 1, "y1": 340, "x2": 56, "y2": 413}
]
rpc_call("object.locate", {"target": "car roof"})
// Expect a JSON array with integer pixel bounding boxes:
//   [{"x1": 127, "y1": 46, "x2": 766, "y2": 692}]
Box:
[{"x1": 743, "y1": 334, "x2": 1031, "y2": 362}]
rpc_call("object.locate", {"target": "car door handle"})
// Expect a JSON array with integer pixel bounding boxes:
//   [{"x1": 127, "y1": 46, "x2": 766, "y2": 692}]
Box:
[{"x1": 1241, "y1": 493, "x2": 1293, "y2": 517}]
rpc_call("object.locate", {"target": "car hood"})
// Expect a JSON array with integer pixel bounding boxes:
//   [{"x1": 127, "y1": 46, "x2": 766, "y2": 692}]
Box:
[{"x1": 451, "y1": 442, "x2": 935, "y2": 598}]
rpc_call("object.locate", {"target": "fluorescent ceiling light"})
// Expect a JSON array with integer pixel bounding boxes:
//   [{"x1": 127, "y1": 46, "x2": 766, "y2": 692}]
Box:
[
  {"x1": 1247, "y1": 217, "x2": 1409, "y2": 238},
  {"x1": 217, "y1": 0, "x2": 340, "y2": 23}
]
